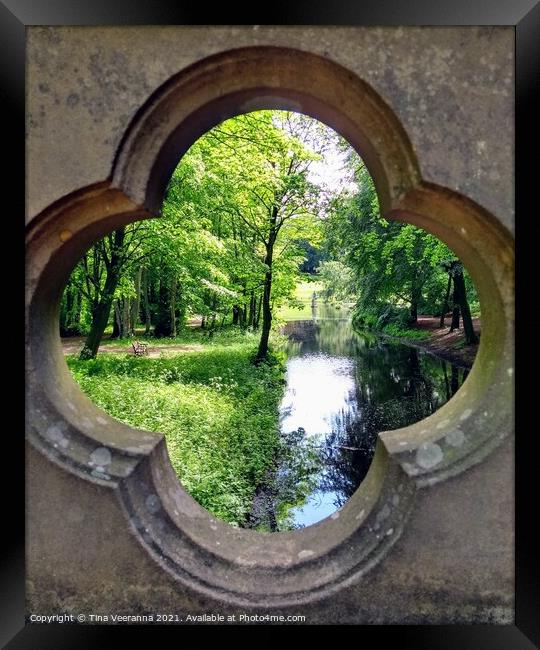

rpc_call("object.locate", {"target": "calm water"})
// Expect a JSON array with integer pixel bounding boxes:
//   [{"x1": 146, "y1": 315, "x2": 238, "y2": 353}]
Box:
[{"x1": 248, "y1": 301, "x2": 469, "y2": 531}]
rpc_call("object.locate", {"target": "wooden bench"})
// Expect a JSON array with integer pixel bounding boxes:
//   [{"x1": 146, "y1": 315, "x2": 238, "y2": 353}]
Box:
[{"x1": 132, "y1": 341, "x2": 149, "y2": 356}]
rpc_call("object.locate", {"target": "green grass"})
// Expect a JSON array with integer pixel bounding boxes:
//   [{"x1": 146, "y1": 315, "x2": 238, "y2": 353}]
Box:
[
  {"x1": 67, "y1": 329, "x2": 287, "y2": 527},
  {"x1": 98, "y1": 326, "x2": 247, "y2": 347},
  {"x1": 381, "y1": 323, "x2": 431, "y2": 340},
  {"x1": 277, "y1": 280, "x2": 323, "y2": 321}
]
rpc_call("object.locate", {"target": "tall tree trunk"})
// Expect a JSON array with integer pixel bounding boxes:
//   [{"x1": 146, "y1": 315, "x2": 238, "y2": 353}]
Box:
[
  {"x1": 238, "y1": 288, "x2": 247, "y2": 329},
  {"x1": 409, "y1": 300, "x2": 418, "y2": 325},
  {"x1": 450, "y1": 272, "x2": 460, "y2": 331},
  {"x1": 131, "y1": 266, "x2": 142, "y2": 335},
  {"x1": 122, "y1": 297, "x2": 131, "y2": 337},
  {"x1": 59, "y1": 284, "x2": 73, "y2": 336},
  {"x1": 247, "y1": 293, "x2": 256, "y2": 328},
  {"x1": 439, "y1": 274, "x2": 452, "y2": 327},
  {"x1": 254, "y1": 295, "x2": 262, "y2": 329},
  {"x1": 450, "y1": 260, "x2": 461, "y2": 332},
  {"x1": 450, "y1": 304, "x2": 461, "y2": 331},
  {"x1": 255, "y1": 233, "x2": 276, "y2": 364},
  {"x1": 154, "y1": 276, "x2": 173, "y2": 337},
  {"x1": 112, "y1": 300, "x2": 122, "y2": 338},
  {"x1": 452, "y1": 267, "x2": 478, "y2": 344},
  {"x1": 72, "y1": 289, "x2": 82, "y2": 334},
  {"x1": 79, "y1": 228, "x2": 125, "y2": 359},
  {"x1": 113, "y1": 298, "x2": 130, "y2": 338},
  {"x1": 65, "y1": 286, "x2": 74, "y2": 330},
  {"x1": 79, "y1": 298, "x2": 114, "y2": 359},
  {"x1": 142, "y1": 267, "x2": 151, "y2": 335},
  {"x1": 408, "y1": 277, "x2": 421, "y2": 325}
]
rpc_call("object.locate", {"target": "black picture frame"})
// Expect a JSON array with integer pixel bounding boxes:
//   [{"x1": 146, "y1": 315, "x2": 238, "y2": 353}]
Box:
[{"x1": 11, "y1": 0, "x2": 537, "y2": 646}]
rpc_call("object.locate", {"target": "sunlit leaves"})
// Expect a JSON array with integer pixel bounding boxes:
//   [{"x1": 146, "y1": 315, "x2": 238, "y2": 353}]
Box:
[{"x1": 322, "y1": 150, "x2": 479, "y2": 324}]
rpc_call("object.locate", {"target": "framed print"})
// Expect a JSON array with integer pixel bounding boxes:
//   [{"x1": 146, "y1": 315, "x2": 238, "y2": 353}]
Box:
[{"x1": 11, "y1": 0, "x2": 536, "y2": 646}]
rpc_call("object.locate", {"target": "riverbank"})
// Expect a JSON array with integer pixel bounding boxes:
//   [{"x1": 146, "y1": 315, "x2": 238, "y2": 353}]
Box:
[{"x1": 372, "y1": 316, "x2": 480, "y2": 369}]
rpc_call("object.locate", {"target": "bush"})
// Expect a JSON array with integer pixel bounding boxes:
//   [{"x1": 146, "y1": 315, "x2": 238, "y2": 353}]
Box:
[
  {"x1": 352, "y1": 302, "x2": 407, "y2": 330},
  {"x1": 352, "y1": 302, "x2": 429, "y2": 340},
  {"x1": 381, "y1": 323, "x2": 430, "y2": 340}
]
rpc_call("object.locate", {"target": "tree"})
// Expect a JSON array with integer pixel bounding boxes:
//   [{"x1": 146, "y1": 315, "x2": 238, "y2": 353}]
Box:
[
  {"x1": 445, "y1": 261, "x2": 479, "y2": 344},
  {"x1": 323, "y1": 155, "x2": 479, "y2": 336},
  {"x1": 316, "y1": 260, "x2": 355, "y2": 303},
  {"x1": 439, "y1": 268, "x2": 452, "y2": 327},
  {"x1": 63, "y1": 111, "x2": 345, "y2": 359},
  {"x1": 78, "y1": 227, "x2": 127, "y2": 360},
  {"x1": 63, "y1": 108, "x2": 479, "y2": 360},
  {"x1": 74, "y1": 223, "x2": 153, "y2": 359},
  {"x1": 170, "y1": 111, "x2": 329, "y2": 362}
]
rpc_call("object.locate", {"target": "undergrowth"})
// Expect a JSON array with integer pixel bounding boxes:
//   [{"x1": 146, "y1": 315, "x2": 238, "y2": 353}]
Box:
[{"x1": 67, "y1": 330, "x2": 287, "y2": 527}]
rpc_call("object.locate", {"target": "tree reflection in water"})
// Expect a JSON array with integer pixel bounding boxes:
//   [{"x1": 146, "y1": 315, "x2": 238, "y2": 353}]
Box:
[{"x1": 250, "y1": 306, "x2": 470, "y2": 531}]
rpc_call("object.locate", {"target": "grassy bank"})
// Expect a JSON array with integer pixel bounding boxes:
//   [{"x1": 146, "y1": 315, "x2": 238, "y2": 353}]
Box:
[
  {"x1": 354, "y1": 316, "x2": 480, "y2": 369},
  {"x1": 66, "y1": 329, "x2": 287, "y2": 527},
  {"x1": 376, "y1": 323, "x2": 430, "y2": 340}
]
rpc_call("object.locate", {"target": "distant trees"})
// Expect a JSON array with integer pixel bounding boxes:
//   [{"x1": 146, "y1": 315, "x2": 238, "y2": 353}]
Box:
[
  {"x1": 322, "y1": 156, "x2": 479, "y2": 341},
  {"x1": 297, "y1": 239, "x2": 326, "y2": 274},
  {"x1": 60, "y1": 110, "x2": 479, "y2": 360},
  {"x1": 316, "y1": 260, "x2": 355, "y2": 304}
]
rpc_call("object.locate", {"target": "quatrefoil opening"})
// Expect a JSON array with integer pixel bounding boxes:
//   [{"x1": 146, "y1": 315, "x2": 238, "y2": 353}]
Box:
[{"x1": 26, "y1": 47, "x2": 513, "y2": 606}]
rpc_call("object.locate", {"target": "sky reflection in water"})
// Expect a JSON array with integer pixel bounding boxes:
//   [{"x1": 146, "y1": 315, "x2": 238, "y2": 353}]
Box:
[
  {"x1": 274, "y1": 303, "x2": 469, "y2": 529},
  {"x1": 280, "y1": 353, "x2": 357, "y2": 437}
]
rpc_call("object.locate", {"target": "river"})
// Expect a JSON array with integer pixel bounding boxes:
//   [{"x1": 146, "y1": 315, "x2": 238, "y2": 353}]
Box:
[{"x1": 248, "y1": 300, "x2": 469, "y2": 532}]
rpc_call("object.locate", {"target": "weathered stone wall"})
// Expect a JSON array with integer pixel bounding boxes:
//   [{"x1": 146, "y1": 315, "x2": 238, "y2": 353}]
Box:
[
  {"x1": 26, "y1": 26, "x2": 514, "y2": 624},
  {"x1": 27, "y1": 26, "x2": 514, "y2": 227}
]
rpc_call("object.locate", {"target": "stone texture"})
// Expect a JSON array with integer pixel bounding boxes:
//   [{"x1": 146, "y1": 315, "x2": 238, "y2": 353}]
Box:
[
  {"x1": 26, "y1": 436, "x2": 513, "y2": 623},
  {"x1": 27, "y1": 26, "x2": 514, "y2": 227}
]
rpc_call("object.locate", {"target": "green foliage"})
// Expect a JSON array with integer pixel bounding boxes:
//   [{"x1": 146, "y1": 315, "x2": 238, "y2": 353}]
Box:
[
  {"x1": 316, "y1": 260, "x2": 356, "y2": 303},
  {"x1": 60, "y1": 110, "x2": 344, "y2": 355},
  {"x1": 324, "y1": 156, "x2": 480, "y2": 331},
  {"x1": 60, "y1": 108, "x2": 480, "y2": 353},
  {"x1": 67, "y1": 330, "x2": 287, "y2": 526},
  {"x1": 380, "y1": 323, "x2": 430, "y2": 340}
]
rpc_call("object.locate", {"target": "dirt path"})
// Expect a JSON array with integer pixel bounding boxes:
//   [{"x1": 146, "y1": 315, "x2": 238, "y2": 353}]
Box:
[
  {"x1": 61, "y1": 336, "x2": 204, "y2": 358},
  {"x1": 381, "y1": 316, "x2": 481, "y2": 369}
]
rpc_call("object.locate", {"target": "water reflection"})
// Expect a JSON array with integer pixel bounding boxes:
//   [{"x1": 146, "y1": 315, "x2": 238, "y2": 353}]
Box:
[{"x1": 253, "y1": 302, "x2": 469, "y2": 531}]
